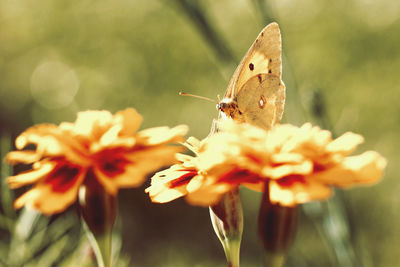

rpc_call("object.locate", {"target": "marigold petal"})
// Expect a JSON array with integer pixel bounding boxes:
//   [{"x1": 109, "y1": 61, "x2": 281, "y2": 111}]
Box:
[
  {"x1": 15, "y1": 125, "x2": 63, "y2": 155},
  {"x1": 270, "y1": 153, "x2": 304, "y2": 164},
  {"x1": 197, "y1": 142, "x2": 242, "y2": 171},
  {"x1": 148, "y1": 164, "x2": 193, "y2": 185},
  {"x1": 100, "y1": 164, "x2": 150, "y2": 189},
  {"x1": 98, "y1": 125, "x2": 133, "y2": 148},
  {"x1": 13, "y1": 124, "x2": 89, "y2": 166},
  {"x1": 186, "y1": 175, "x2": 206, "y2": 192},
  {"x1": 136, "y1": 125, "x2": 188, "y2": 146},
  {"x1": 146, "y1": 175, "x2": 192, "y2": 203},
  {"x1": 270, "y1": 180, "x2": 333, "y2": 206},
  {"x1": 183, "y1": 136, "x2": 202, "y2": 155},
  {"x1": 262, "y1": 160, "x2": 313, "y2": 179},
  {"x1": 185, "y1": 182, "x2": 233, "y2": 206},
  {"x1": 64, "y1": 110, "x2": 113, "y2": 139},
  {"x1": 13, "y1": 171, "x2": 85, "y2": 215},
  {"x1": 285, "y1": 126, "x2": 332, "y2": 164},
  {"x1": 7, "y1": 161, "x2": 56, "y2": 189},
  {"x1": 149, "y1": 187, "x2": 189, "y2": 203},
  {"x1": 326, "y1": 132, "x2": 364, "y2": 155},
  {"x1": 265, "y1": 124, "x2": 296, "y2": 151},
  {"x1": 5, "y1": 151, "x2": 41, "y2": 165},
  {"x1": 15, "y1": 124, "x2": 57, "y2": 149},
  {"x1": 177, "y1": 168, "x2": 242, "y2": 206},
  {"x1": 127, "y1": 145, "x2": 182, "y2": 179},
  {"x1": 312, "y1": 151, "x2": 387, "y2": 187},
  {"x1": 146, "y1": 164, "x2": 198, "y2": 203},
  {"x1": 306, "y1": 124, "x2": 332, "y2": 147},
  {"x1": 114, "y1": 108, "x2": 142, "y2": 135}
]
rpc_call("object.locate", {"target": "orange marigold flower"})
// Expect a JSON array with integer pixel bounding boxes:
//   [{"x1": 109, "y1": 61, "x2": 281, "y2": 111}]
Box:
[
  {"x1": 147, "y1": 120, "x2": 387, "y2": 207},
  {"x1": 6, "y1": 108, "x2": 188, "y2": 214},
  {"x1": 146, "y1": 137, "x2": 242, "y2": 206}
]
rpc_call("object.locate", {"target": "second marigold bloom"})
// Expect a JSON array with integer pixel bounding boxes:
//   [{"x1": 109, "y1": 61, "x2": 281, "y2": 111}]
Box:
[
  {"x1": 147, "y1": 120, "x2": 386, "y2": 207},
  {"x1": 6, "y1": 108, "x2": 188, "y2": 214}
]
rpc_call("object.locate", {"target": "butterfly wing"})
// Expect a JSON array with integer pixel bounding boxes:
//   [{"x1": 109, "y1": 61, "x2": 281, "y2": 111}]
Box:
[
  {"x1": 235, "y1": 74, "x2": 285, "y2": 130},
  {"x1": 224, "y1": 22, "x2": 282, "y2": 99}
]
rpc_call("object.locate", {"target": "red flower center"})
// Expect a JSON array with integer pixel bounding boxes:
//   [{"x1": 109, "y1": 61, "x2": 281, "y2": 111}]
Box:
[
  {"x1": 219, "y1": 168, "x2": 262, "y2": 185},
  {"x1": 44, "y1": 161, "x2": 82, "y2": 193},
  {"x1": 169, "y1": 170, "x2": 198, "y2": 188},
  {"x1": 94, "y1": 149, "x2": 131, "y2": 178},
  {"x1": 276, "y1": 175, "x2": 306, "y2": 187}
]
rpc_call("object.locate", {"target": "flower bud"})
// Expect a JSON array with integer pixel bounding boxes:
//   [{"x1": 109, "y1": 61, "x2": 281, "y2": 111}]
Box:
[
  {"x1": 79, "y1": 169, "x2": 117, "y2": 267},
  {"x1": 210, "y1": 188, "x2": 243, "y2": 267},
  {"x1": 258, "y1": 181, "x2": 298, "y2": 265}
]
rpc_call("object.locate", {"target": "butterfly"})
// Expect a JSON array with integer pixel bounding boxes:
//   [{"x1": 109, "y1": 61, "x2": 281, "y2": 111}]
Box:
[{"x1": 217, "y1": 22, "x2": 285, "y2": 130}]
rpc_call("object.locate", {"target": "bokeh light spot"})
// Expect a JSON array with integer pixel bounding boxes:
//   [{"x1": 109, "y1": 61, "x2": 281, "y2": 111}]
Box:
[{"x1": 30, "y1": 61, "x2": 79, "y2": 109}]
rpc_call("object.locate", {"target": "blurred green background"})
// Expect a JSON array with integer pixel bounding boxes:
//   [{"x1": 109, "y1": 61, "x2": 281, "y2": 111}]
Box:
[{"x1": 0, "y1": 0, "x2": 399, "y2": 266}]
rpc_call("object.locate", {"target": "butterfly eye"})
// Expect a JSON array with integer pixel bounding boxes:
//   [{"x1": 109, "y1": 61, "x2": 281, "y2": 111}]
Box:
[{"x1": 217, "y1": 103, "x2": 226, "y2": 111}]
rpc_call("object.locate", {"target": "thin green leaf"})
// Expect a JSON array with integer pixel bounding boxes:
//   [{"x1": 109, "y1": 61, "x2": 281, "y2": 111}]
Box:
[{"x1": 0, "y1": 132, "x2": 16, "y2": 219}]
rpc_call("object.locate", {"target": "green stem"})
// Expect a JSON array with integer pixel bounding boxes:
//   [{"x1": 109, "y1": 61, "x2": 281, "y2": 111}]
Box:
[
  {"x1": 225, "y1": 240, "x2": 240, "y2": 267},
  {"x1": 83, "y1": 223, "x2": 112, "y2": 267}
]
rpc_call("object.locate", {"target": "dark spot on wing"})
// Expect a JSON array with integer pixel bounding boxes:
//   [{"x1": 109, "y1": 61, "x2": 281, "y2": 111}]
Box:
[
  {"x1": 261, "y1": 32, "x2": 264, "y2": 37},
  {"x1": 258, "y1": 74, "x2": 262, "y2": 83},
  {"x1": 269, "y1": 58, "x2": 272, "y2": 63},
  {"x1": 249, "y1": 63, "x2": 254, "y2": 71},
  {"x1": 268, "y1": 69, "x2": 272, "y2": 73}
]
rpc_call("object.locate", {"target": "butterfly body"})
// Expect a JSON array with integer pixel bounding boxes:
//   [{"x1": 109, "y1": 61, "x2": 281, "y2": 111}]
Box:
[{"x1": 217, "y1": 22, "x2": 285, "y2": 130}]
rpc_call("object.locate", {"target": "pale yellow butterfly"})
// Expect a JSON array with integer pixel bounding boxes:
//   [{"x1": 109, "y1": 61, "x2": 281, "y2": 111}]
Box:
[{"x1": 217, "y1": 22, "x2": 285, "y2": 130}]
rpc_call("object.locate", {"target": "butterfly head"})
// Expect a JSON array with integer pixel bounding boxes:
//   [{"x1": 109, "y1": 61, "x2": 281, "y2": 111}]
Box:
[{"x1": 217, "y1": 98, "x2": 244, "y2": 121}]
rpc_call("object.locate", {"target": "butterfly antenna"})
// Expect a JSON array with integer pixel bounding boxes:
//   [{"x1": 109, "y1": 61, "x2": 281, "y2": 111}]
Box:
[{"x1": 179, "y1": 92, "x2": 217, "y2": 104}]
